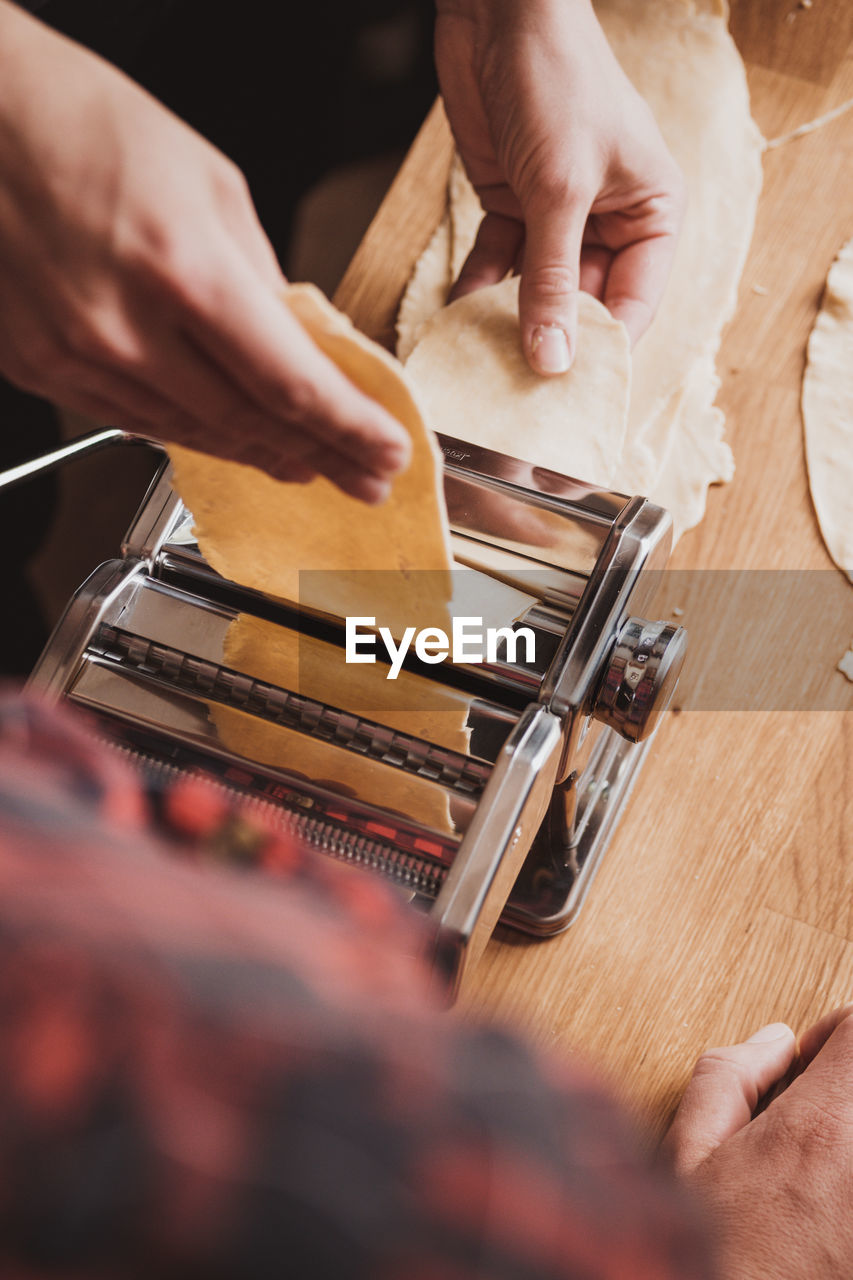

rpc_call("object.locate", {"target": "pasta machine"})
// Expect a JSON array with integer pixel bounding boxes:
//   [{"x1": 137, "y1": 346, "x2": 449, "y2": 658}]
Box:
[{"x1": 26, "y1": 431, "x2": 686, "y2": 997}]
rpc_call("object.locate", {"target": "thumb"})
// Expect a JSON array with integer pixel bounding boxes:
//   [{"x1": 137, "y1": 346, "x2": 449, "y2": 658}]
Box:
[
  {"x1": 519, "y1": 194, "x2": 588, "y2": 376},
  {"x1": 665, "y1": 1023, "x2": 797, "y2": 1177}
]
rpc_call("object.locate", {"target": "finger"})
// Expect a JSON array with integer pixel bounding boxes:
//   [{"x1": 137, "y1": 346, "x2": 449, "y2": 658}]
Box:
[
  {"x1": 450, "y1": 212, "x2": 523, "y2": 302},
  {"x1": 518, "y1": 192, "x2": 588, "y2": 376},
  {"x1": 126, "y1": 328, "x2": 400, "y2": 487},
  {"x1": 799, "y1": 1003, "x2": 853, "y2": 1068},
  {"x1": 182, "y1": 253, "x2": 413, "y2": 475},
  {"x1": 280, "y1": 461, "x2": 317, "y2": 485},
  {"x1": 578, "y1": 244, "x2": 611, "y2": 300},
  {"x1": 39, "y1": 361, "x2": 323, "y2": 470},
  {"x1": 265, "y1": 443, "x2": 391, "y2": 505},
  {"x1": 0, "y1": 288, "x2": 334, "y2": 475},
  {"x1": 43, "y1": 311, "x2": 409, "y2": 498},
  {"x1": 218, "y1": 440, "x2": 319, "y2": 488},
  {"x1": 603, "y1": 229, "x2": 680, "y2": 346},
  {"x1": 43, "y1": 383, "x2": 381, "y2": 502},
  {"x1": 666, "y1": 1023, "x2": 796, "y2": 1177}
]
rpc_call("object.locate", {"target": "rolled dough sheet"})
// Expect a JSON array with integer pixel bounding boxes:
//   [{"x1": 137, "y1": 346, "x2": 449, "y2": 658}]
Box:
[
  {"x1": 597, "y1": 0, "x2": 762, "y2": 443},
  {"x1": 839, "y1": 644, "x2": 853, "y2": 682},
  {"x1": 170, "y1": 283, "x2": 537, "y2": 634},
  {"x1": 222, "y1": 613, "x2": 473, "y2": 750},
  {"x1": 397, "y1": 212, "x2": 452, "y2": 362},
  {"x1": 169, "y1": 283, "x2": 454, "y2": 637},
  {"x1": 405, "y1": 278, "x2": 630, "y2": 489},
  {"x1": 211, "y1": 702, "x2": 461, "y2": 835},
  {"x1": 802, "y1": 238, "x2": 853, "y2": 584},
  {"x1": 639, "y1": 356, "x2": 734, "y2": 540},
  {"x1": 448, "y1": 152, "x2": 483, "y2": 281},
  {"x1": 397, "y1": 0, "x2": 763, "y2": 538},
  {"x1": 210, "y1": 611, "x2": 477, "y2": 835}
]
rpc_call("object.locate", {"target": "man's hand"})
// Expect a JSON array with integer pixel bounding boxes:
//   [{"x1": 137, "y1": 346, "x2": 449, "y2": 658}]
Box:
[
  {"x1": 0, "y1": 2, "x2": 411, "y2": 503},
  {"x1": 667, "y1": 1007, "x2": 853, "y2": 1279},
  {"x1": 434, "y1": 0, "x2": 684, "y2": 374}
]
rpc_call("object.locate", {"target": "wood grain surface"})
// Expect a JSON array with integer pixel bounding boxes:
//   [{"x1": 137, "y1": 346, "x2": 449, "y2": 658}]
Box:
[{"x1": 335, "y1": 1, "x2": 853, "y2": 1135}]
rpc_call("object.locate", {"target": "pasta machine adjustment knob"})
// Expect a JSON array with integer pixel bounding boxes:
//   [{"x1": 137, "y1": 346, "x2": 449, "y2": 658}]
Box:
[{"x1": 593, "y1": 618, "x2": 687, "y2": 743}]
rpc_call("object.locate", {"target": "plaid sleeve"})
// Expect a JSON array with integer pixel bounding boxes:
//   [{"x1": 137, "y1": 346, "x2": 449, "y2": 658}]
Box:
[{"x1": 0, "y1": 690, "x2": 716, "y2": 1280}]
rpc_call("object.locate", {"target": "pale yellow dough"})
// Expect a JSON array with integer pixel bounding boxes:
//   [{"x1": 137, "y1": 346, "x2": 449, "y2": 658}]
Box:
[
  {"x1": 397, "y1": 212, "x2": 452, "y2": 362},
  {"x1": 170, "y1": 283, "x2": 536, "y2": 633},
  {"x1": 398, "y1": 0, "x2": 763, "y2": 538},
  {"x1": 448, "y1": 152, "x2": 483, "y2": 281},
  {"x1": 210, "y1": 612, "x2": 475, "y2": 834},
  {"x1": 170, "y1": 282, "x2": 454, "y2": 637},
  {"x1": 599, "y1": 0, "x2": 761, "y2": 525},
  {"x1": 802, "y1": 238, "x2": 853, "y2": 584},
  {"x1": 405, "y1": 278, "x2": 630, "y2": 488},
  {"x1": 839, "y1": 645, "x2": 853, "y2": 683}
]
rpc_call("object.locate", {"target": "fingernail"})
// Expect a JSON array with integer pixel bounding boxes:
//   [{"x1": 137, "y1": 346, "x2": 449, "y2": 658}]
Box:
[
  {"x1": 374, "y1": 426, "x2": 411, "y2": 473},
  {"x1": 747, "y1": 1022, "x2": 793, "y2": 1043},
  {"x1": 380, "y1": 443, "x2": 410, "y2": 473},
  {"x1": 531, "y1": 325, "x2": 571, "y2": 375},
  {"x1": 355, "y1": 476, "x2": 392, "y2": 505}
]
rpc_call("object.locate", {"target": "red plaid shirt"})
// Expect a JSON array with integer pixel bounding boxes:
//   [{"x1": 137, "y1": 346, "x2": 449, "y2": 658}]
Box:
[{"x1": 0, "y1": 691, "x2": 714, "y2": 1279}]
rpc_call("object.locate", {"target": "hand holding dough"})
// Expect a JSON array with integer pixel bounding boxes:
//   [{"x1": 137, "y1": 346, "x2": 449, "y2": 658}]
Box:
[
  {"x1": 434, "y1": 0, "x2": 685, "y2": 372},
  {"x1": 402, "y1": 0, "x2": 764, "y2": 539}
]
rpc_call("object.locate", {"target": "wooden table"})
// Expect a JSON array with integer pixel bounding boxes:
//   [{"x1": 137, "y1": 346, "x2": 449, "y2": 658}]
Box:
[{"x1": 335, "y1": 0, "x2": 853, "y2": 1134}]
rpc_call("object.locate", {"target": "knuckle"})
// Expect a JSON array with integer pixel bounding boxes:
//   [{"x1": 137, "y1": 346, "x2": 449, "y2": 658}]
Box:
[
  {"x1": 692, "y1": 1048, "x2": 738, "y2": 1078},
  {"x1": 162, "y1": 249, "x2": 217, "y2": 314},
  {"x1": 524, "y1": 261, "x2": 579, "y2": 300},
  {"x1": 62, "y1": 310, "x2": 140, "y2": 372},
  {"x1": 523, "y1": 154, "x2": 598, "y2": 214},
  {"x1": 690, "y1": 1049, "x2": 758, "y2": 1098},
  {"x1": 652, "y1": 182, "x2": 687, "y2": 235},
  {"x1": 515, "y1": 133, "x2": 581, "y2": 201},
  {"x1": 130, "y1": 224, "x2": 217, "y2": 314},
  {"x1": 282, "y1": 375, "x2": 323, "y2": 426},
  {"x1": 524, "y1": 166, "x2": 570, "y2": 206},
  {"x1": 215, "y1": 156, "x2": 252, "y2": 206}
]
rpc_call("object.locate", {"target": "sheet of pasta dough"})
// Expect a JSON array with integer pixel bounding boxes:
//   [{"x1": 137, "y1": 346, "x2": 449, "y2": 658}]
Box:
[
  {"x1": 398, "y1": 0, "x2": 763, "y2": 538},
  {"x1": 169, "y1": 282, "x2": 454, "y2": 637},
  {"x1": 170, "y1": 283, "x2": 536, "y2": 635},
  {"x1": 210, "y1": 613, "x2": 476, "y2": 834},
  {"x1": 397, "y1": 213, "x2": 452, "y2": 362},
  {"x1": 802, "y1": 238, "x2": 853, "y2": 583},
  {"x1": 598, "y1": 0, "x2": 761, "y2": 524},
  {"x1": 405, "y1": 278, "x2": 630, "y2": 488}
]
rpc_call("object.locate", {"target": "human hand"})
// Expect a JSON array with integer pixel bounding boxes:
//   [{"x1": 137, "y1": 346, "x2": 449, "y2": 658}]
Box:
[
  {"x1": 0, "y1": 3, "x2": 411, "y2": 503},
  {"x1": 667, "y1": 1006, "x2": 853, "y2": 1279},
  {"x1": 434, "y1": 0, "x2": 684, "y2": 374}
]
